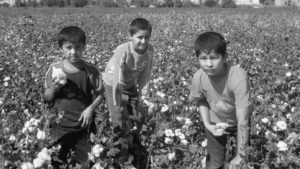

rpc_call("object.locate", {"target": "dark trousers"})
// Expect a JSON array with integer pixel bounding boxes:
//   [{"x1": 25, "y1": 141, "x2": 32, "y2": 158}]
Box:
[
  {"x1": 104, "y1": 84, "x2": 147, "y2": 169},
  {"x1": 205, "y1": 127, "x2": 237, "y2": 169},
  {"x1": 104, "y1": 84, "x2": 140, "y2": 135},
  {"x1": 51, "y1": 130, "x2": 91, "y2": 169}
]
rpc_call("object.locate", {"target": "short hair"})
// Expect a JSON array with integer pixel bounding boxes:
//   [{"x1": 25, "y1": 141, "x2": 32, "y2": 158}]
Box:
[
  {"x1": 57, "y1": 26, "x2": 86, "y2": 48},
  {"x1": 129, "y1": 18, "x2": 152, "y2": 36},
  {"x1": 194, "y1": 32, "x2": 226, "y2": 57}
]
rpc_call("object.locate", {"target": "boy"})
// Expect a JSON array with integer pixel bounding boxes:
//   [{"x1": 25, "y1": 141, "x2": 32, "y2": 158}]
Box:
[
  {"x1": 44, "y1": 26, "x2": 104, "y2": 169},
  {"x1": 102, "y1": 18, "x2": 153, "y2": 168},
  {"x1": 189, "y1": 32, "x2": 252, "y2": 169}
]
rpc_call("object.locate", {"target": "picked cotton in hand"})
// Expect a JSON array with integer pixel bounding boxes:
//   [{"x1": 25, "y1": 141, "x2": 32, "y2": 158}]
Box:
[{"x1": 52, "y1": 67, "x2": 67, "y2": 85}]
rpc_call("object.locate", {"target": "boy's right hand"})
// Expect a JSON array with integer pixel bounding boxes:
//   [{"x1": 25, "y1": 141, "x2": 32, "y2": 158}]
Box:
[
  {"x1": 206, "y1": 123, "x2": 230, "y2": 136},
  {"x1": 52, "y1": 80, "x2": 63, "y2": 93}
]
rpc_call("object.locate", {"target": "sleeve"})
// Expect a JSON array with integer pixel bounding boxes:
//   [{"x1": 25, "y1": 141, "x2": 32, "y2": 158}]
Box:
[
  {"x1": 112, "y1": 46, "x2": 127, "y2": 106},
  {"x1": 189, "y1": 71, "x2": 206, "y2": 102},
  {"x1": 44, "y1": 65, "x2": 53, "y2": 89},
  {"x1": 231, "y1": 69, "x2": 252, "y2": 109},
  {"x1": 137, "y1": 47, "x2": 153, "y2": 91},
  {"x1": 93, "y1": 69, "x2": 105, "y2": 96}
]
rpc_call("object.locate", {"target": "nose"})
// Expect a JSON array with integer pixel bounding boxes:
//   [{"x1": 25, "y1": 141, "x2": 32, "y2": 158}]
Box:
[
  {"x1": 70, "y1": 48, "x2": 76, "y2": 55},
  {"x1": 206, "y1": 60, "x2": 213, "y2": 68},
  {"x1": 141, "y1": 38, "x2": 146, "y2": 44}
]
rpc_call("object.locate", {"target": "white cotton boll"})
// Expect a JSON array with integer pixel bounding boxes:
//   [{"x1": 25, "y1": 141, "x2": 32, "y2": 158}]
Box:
[
  {"x1": 28, "y1": 127, "x2": 36, "y2": 133},
  {"x1": 161, "y1": 104, "x2": 169, "y2": 113},
  {"x1": 22, "y1": 127, "x2": 28, "y2": 134},
  {"x1": 277, "y1": 141, "x2": 288, "y2": 151},
  {"x1": 92, "y1": 144, "x2": 104, "y2": 157},
  {"x1": 91, "y1": 163, "x2": 104, "y2": 169},
  {"x1": 29, "y1": 118, "x2": 36, "y2": 123},
  {"x1": 175, "y1": 129, "x2": 182, "y2": 136},
  {"x1": 33, "y1": 119, "x2": 40, "y2": 126},
  {"x1": 21, "y1": 162, "x2": 34, "y2": 169},
  {"x1": 164, "y1": 129, "x2": 174, "y2": 137},
  {"x1": 52, "y1": 67, "x2": 67, "y2": 85},
  {"x1": 9, "y1": 135, "x2": 16, "y2": 142},
  {"x1": 184, "y1": 118, "x2": 192, "y2": 125},
  {"x1": 201, "y1": 139, "x2": 207, "y2": 147},
  {"x1": 181, "y1": 139, "x2": 188, "y2": 145},
  {"x1": 261, "y1": 117, "x2": 269, "y2": 124},
  {"x1": 201, "y1": 157, "x2": 206, "y2": 168},
  {"x1": 178, "y1": 133, "x2": 185, "y2": 140},
  {"x1": 88, "y1": 153, "x2": 95, "y2": 162},
  {"x1": 156, "y1": 91, "x2": 166, "y2": 98},
  {"x1": 286, "y1": 72, "x2": 292, "y2": 77},
  {"x1": 33, "y1": 158, "x2": 45, "y2": 168},
  {"x1": 276, "y1": 121, "x2": 287, "y2": 131},
  {"x1": 4, "y1": 76, "x2": 10, "y2": 81},
  {"x1": 36, "y1": 129, "x2": 46, "y2": 140},
  {"x1": 37, "y1": 148, "x2": 51, "y2": 162},
  {"x1": 164, "y1": 137, "x2": 173, "y2": 144},
  {"x1": 168, "y1": 152, "x2": 175, "y2": 160},
  {"x1": 176, "y1": 116, "x2": 183, "y2": 121},
  {"x1": 24, "y1": 121, "x2": 31, "y2": 128},
  {"x1": 216, "y1": 128, "x2": 225, "y2": 135}
]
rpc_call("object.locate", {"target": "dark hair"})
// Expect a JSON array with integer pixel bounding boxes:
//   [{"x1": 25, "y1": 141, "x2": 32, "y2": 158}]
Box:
[
  {"x1": 129, "y1": 18, "x2": 152, "y2": 36},
  {"x1": 194, "y1": 32, "x2": 226, "y2": 57},
  {"x1": 57, "y1": 26, "x2": 86, "y2": 48}
]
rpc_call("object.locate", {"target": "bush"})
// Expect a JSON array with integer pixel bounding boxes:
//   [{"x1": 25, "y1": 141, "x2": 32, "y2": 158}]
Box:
[
  {"x1": 73, "y1": 0, "x2": 88, "y2": 7},
  {"x1": 263, "y1": 0, "x2": 275, "y2": 5},
  {"x1": 220, "y1": 0, "x2": 237, "y2": 8},
  {"x1": 182, "y1": 0, "x2": 200, "y2": 7},
  {"x1": 172, "y1": 0, "x2": 183, "y2": 7},
  {"x1": 132, "y1": 0, "x2": 152, "y2": 7},
  {"x1": 203, "y1": 0, "x2": 218, "y2": 7},
  {"x1": 101, "y1": 0, "x2": 118, "y2": 7}
]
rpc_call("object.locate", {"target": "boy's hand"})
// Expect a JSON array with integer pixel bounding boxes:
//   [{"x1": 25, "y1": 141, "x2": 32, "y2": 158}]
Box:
[
  {"x1": 52, "y1": 80, "x2": 63, "y2": 92},
  {"x1": 206, "y1": 123, "x2": 230, "y2": 136},
  {"x1": 206, "y1": 124, "x2": 223, "y2": 136},
  {"x1": 229, "y1": 156, "x2": 244, "y2": 169},
  {"x1": 78, "y1": 106, "x2": 93, "y2": 128}
]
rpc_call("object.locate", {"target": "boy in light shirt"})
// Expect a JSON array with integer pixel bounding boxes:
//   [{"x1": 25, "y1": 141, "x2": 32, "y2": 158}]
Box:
[
  {"x1": 189, "y1": 32, "x2": 252, "y2": 169},
  {"x1": 102, "y1": 18, "x2": 154, "y2": 168}
]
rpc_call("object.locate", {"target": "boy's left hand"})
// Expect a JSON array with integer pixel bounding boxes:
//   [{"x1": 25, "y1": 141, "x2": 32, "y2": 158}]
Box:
[
  {"x1": 229, "y1": 156, "x2": 244, "y2": 169},
  {"x1": 78, "y1": 107, "x2": 93, "y2": 128}
]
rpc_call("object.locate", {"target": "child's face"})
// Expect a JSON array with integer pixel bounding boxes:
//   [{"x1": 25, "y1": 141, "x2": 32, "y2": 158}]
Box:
[
  {"x1": 60, "y1": 41, "x2": 84, "y2": 63},
  {"x1": 198, "y1": 51, "x2": 227, "y2": 78},
  {"x1": 130, "y1": 30, "x2": 151, "y2": 53}
]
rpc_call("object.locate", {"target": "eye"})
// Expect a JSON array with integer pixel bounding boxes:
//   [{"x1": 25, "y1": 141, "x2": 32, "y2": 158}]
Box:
[{"x1": 198, "y1": 57, "x2": 207, "y2": 60}]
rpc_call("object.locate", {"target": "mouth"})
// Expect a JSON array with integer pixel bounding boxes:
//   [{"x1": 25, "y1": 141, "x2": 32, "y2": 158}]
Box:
[{"x1": 205, "y1": 69, "x2": 215, "y2": 73}]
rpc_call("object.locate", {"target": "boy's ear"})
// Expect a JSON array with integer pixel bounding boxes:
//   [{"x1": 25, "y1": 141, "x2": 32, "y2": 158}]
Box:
[
  {"x1": 223, "y1": 52, "x2": 228, "y2": 60},
  {"x1": 128, "y1": 33, "x2": 133, "y2": 41}
]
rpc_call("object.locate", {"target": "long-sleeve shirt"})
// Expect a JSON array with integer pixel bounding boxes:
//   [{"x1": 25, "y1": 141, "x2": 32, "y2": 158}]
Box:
[{"x1": 103, "y1": 41, "x2": 154, "y2": 106}]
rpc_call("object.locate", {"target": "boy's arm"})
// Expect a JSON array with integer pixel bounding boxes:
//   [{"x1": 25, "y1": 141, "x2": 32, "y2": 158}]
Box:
[
  {"x1": 137, "y1": 54, "x2": 153, "y2": 97},
  {"x1": 44, "y1": 84, "x2": 61, "y2": 102},
  {"x1": 44, "y1": 65, "x2": 62, "y2": 102},
  {"x1": 79, "y1": 68, "x2": 105, "y2": 128},
  {"x1": 198, "y1": 101, "x2": 223, "y2": 136},
  {"x1": 236, "y1": 107, "x2": 250, "y2": 156},
  {"x1": 229, "y1": 68, "x2": 252, "y2": 169},
  {"x1": 229, "y1": 106, "x2": 251, "y2": 169},
  {"x1": 112, "y1": 49, "x2": 127, "y2": 106},
  {"x1": 79, "y1": 93, "x2": 104, "y2": 128}
]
